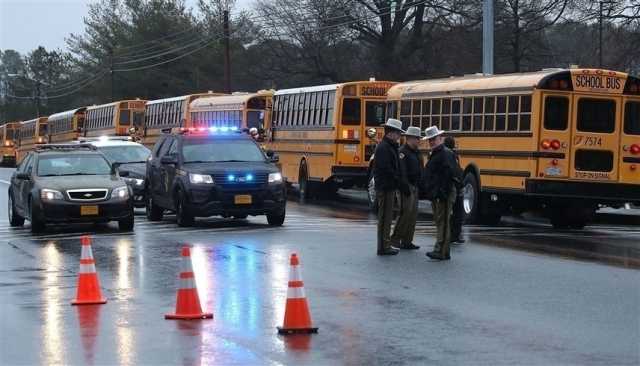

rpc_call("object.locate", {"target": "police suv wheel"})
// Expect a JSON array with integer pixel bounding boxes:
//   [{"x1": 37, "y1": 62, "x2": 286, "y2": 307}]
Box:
[
  {"x1": 8, "y1": 192, "x2": 24, "y2": 227},
  {"x1": 267, "y1": 209, "x2": 285, "y2": 226},
  {"x1": 175, "y1": 190, "x2": 194, "y2": 227},
  {"x1": 118, "y1": 214, "x2": 134, "y2": 231},
  {"x1": 146, "y1": 193, "x2": 163, "y2": 221},
  {"x1": 29, "y1": 197, "x2": 45, "y2": 233}
]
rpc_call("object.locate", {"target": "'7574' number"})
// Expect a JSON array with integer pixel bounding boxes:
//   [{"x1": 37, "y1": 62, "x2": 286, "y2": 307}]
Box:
[{"x1": 574, "y1": 135, "x2": 602, "y2": 146}]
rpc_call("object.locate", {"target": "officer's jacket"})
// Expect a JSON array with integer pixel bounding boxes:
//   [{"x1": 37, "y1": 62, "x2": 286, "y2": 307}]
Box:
[
  {"x1": 373, "y1": 136, "x2": 400, "y2": 193},
  {"x1": 422, "y1": 144, "x2": 458, "y2": 201},
  {"x1": 399, "y1": 144, "x2": 422, "y2": 187}
]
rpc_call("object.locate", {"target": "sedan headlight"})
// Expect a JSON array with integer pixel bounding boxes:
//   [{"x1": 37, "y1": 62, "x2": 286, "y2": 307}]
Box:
[
  {"x1": 112, "y1": 186, "x2": 130, "y2": 200},
  {"x1": 189, "y1": 173, "x2": 214, "y2": 184},
  {"x1": 124, "y1": 177, "x2": 144, "y2": 186},
  {"x1": 40, "y1": 189, "x2": 64, "y2": 201},
  {"x1": 268, "y1": 172, "x2": 283, "y2": 183}
]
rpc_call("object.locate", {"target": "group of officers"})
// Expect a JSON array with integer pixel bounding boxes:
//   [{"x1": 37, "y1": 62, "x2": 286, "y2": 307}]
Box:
[{"x1": 373, "y1": 119, "x2": 464, "y2": 260}]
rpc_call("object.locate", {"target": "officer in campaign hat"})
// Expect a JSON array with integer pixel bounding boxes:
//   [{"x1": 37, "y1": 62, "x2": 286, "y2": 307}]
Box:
[
  {"x1": 422, "y1": 126, "x2": 458, "y2": 260},
  {"x1": 373, "y1": 118, "x2": 404, "y2": 255},
  {"x1": 391, "y1": 126, "x2": 423, "y2": 250}
]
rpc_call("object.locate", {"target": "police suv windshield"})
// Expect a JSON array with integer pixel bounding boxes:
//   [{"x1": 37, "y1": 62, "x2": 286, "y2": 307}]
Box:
[
  {"x1": 182, "y1": 139, "x2": 265, "y2": 163},
  {"x1": 99, "y1": 145, "x2": 151, "y2": 163},
  {"x1": 38, "y1": 154, "x2": 112, "y2": 176}
]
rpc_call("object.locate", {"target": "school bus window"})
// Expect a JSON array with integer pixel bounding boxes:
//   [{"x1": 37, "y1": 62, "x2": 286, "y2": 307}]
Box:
[
  {"x1": 422, "y1": 99, "x2": 431, "y2": 115},
  {"x1": 386, "y1": 101, "x2": 397, "y2": 121},
  {"x1": 463, "y1": 98, "x2": 472, "y2": 114},
  {"x1": 484, "y1": 115, "x2": 495, "y2": 131},
  {"x1": 462, "y1": 116, "x2": 472, "y2": 131},
  {"x1": 133, "y1": 111, "x2": 144, "y2": 127},
  {"x1": 400, "y1": 116, "x2": 411, "y2": 129},
  {"x1": 432, "y1": 99, "x2": 441, "y2": 115},
  {"x1": 577, "y1": 98, "x2": 615, "y2": 133},
  {"x1": 422, "y1": 116, "x2": 431, "y2": 129},
  {"x1": 575, "y1": 149, "x2": 613, "y2": 172},
  {"x1": 624, "y1": 101, "x2": 640, "y2": 135},
  {"x1": 442, "y1": 99, "x2": 451, "y2": 115},
  {"x1": 473, "y1": 115, "x2": 483, "y2": 131},
  {"x1": 521, "y1": 95, "x2": 532, "y2": 113},
  {"x1": 441, "y1": 116, "x2": 450, "y2": 131},
  {"x1": 412, "y1": 100, "x2": 420, "y2": 116},
  {"x1": 451, "y1": 99, "x2": 461, "y2": 130},
  {"x1": 327, "y1": 91, "x2": 336, "y2": 125},
  {"x1": 544, "y1": 96, "x2": 569, "y2": 130},
  {"x1": 366, "y1": 101, "x2": 386, "y2": 126},
  {"x1": 520, "y1": 114, "x2": 531, "y2": 131},
  {"x1": 484, "y1": 96, "x2": 495, "y2": 114},
  {"x1": 496, "y1": 115, "x2": 506, "y2": 131},
  {"x1": 401, "y1": 101, "x2": 411, "y2": 115}
]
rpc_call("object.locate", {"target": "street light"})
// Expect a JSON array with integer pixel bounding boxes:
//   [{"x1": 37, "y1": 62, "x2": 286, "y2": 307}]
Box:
[{"x1": 6, "y1": 73, "x2": 49, "y2": 117}]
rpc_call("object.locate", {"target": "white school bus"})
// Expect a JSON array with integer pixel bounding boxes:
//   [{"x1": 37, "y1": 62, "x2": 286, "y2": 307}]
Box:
[{"x1": 387, "y1": 68, "x2": 640, "y2": 228}]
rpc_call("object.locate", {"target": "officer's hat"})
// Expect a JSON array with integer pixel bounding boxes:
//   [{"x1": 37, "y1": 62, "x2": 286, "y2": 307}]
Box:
[
  {"x1": 382, "y1": 119, "x2": 405, "y2": 133},
  {"x1": 403, "y1": 126, "x2": 421, "y2": 138}
]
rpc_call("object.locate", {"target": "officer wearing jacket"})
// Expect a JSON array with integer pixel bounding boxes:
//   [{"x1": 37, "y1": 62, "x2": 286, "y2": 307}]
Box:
[
  {"x1": 391, "y1": 126, "x2": 423, "y2": 250},
  {"x1": 373, "y1": 119, "x2": 405, "y2": 256},
  {"x1": 422, "y1": 126, "x2": 458, "y2": 260},
  {"x1": 444, "y1": 136, "x2": 465, "y2": 244}
]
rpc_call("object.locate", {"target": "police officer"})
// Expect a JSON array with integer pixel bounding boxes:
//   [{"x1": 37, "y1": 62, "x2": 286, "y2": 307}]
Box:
[
  {"x1": 444, "y1": 136, "x2": 465, "y2": 244},
  {"x1": 373, "y1": 118, "x2": 404, "y2": 256},
  {"x1": 422, "y1": 126, "x2": 458, "y2": 260},
  {"x1": 391, "y1": 126, "x2": 422, "y2": 250}
]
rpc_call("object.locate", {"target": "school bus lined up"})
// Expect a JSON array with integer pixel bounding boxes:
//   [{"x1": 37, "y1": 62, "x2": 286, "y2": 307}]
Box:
[
  {"x1": 387, "y1": 68, "x2": 640, "y2": 228},
  {"x1": 266, "y1": 80, "x2": 394, "y2": 198},
  {"x1": 142, "y1": 92, "x2": 224, "y2": 148},
  {"x1": 0, "y1": 122, "x2": 20, "y2": 166},
  {"x1": 17, "y1": 117, "x2": 49, "y2": 163},
  {"x1": 47, "y1": 107, "x2": 87, "y2": 143},
  {"x1": 84, "y1": 100, "x2": 146, "y2": 138},
  {"x1": 189, "y1": 91, "x2": 273, "y2": 132}
]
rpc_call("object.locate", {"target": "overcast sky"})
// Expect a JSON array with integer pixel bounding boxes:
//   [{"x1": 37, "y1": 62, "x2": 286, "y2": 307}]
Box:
[{"x1": 0, "y1": 0, "x2": 252, "y2": 55}]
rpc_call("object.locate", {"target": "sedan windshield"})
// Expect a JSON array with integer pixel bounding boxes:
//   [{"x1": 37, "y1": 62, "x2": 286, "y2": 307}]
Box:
[
  {"x1": 99, "y1": 145, "x2": 150, "y2": 163},
  {"x1": 38, "y1": 154, "x2": 112, "y2": 176},
  {"x1": 182, "y1": 139, "x2": 265, "y2": 163}
]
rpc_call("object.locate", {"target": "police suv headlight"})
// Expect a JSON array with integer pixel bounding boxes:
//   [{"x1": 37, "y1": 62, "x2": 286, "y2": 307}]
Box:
[
  {"x1": 124, "y1": 177, "x2": 144, "y2": 186},
  {"x1": 112, "y1": 186, "x2": 129, "y2": 200},
  {"x1": 40, "y1": 189, "x2": 64, "y2": 201},
  {"x1": 189, "y1": 173, "x2": 214, "y2": 184},
  {"x1": 268, "y1": 172, "x2": 283, "y2": 184}
]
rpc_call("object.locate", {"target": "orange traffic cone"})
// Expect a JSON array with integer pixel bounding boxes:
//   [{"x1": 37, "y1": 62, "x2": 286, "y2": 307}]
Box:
[
  {"x1": 71, "y1": 236, "x2": 107, "y2": 305},
  {"x1": 165, "y1": 246, "x2": 213, "y2": 320},
  {"x1": 277, "y1": 253, "x2": 318, "y2": 335}
]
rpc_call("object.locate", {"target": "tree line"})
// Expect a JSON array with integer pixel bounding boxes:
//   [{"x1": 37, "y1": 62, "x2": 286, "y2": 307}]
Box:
[{"x1": 1, "y1": 0, "x2": 639, "y2": 122}]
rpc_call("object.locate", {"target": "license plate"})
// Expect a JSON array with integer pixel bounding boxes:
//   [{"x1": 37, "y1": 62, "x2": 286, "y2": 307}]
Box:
[
  {"x1": 80, "y1": 205, "x2": 99, "y2": 216},
  {"x1": 234, "y1": 195, "x2": 252, "y2": 205}
]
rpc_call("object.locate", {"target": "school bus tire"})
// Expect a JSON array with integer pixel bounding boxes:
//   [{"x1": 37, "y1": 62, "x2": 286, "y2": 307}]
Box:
[
  {"x1": 461, "y1": 173, "x2": 480, "y2": 224},
  {"x1": 367, "y1": 170, "x2": 378, "y2": 212},
  {"x1": 298, "y1": 160, "x2": 310, "y2": 202}
]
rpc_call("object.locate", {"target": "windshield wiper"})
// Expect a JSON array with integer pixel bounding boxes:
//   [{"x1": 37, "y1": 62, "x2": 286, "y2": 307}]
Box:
[
  {"x1": 183, "y1": 160, "x2": 214, "y2": 164},
  {"x1": 53, "y1": 173, "x2": 101, "y2": 176},
  {"x1": 117, "y1": 161, "x2": 147, "y2": 164}
]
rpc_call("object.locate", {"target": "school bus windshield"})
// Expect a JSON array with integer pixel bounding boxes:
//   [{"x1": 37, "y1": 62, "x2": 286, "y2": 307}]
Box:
[{"x1": 366, "y1": 101, "x2": 386, "y2": 126}]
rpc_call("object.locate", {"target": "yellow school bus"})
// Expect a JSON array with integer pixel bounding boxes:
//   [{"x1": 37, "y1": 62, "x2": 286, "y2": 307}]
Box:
[
  {"x1": 84, "y1": 100, "x2": 146, "y2": 138},
  {"x1": 17, "y1": 117, "x2": 48, "y2": 162},
  {"x1": 142, "y1": 92, "x2": 224, "y2": 148},
  {"x1": 47, "y1": 107, "x2": 87, "y2": 143},
  {"x1": 388, "y1": 68, "x2": 640, "y2": 228},
  {"x1": 0, "y1": 122, "x2": 21, "y2": 166},
  {"x1": 267, "y1": 80, "x2": 395, "y2": 198},
  {"x1": 189, "y1": 91, "x2": 273, "y2": 133}
]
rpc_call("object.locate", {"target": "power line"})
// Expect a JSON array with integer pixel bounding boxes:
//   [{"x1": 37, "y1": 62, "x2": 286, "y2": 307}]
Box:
[
  {"x1": 113, "y1": 35, "x2": 217, "y2": 66},
  {"x1": 5, "y1": 71, "x2": 108, "y2": 100}
]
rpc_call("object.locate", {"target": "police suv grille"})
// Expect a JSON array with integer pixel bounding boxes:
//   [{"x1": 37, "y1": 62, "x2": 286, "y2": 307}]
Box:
[
  {"x1": 67, "y1": 189, "x2": 109, "y2": 201},
  {"x1": 213, "y1": 173, "x2": 268, "y2": 188}
]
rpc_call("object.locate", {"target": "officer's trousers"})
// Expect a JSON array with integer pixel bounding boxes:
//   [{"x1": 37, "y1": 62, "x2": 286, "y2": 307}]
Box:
[
  {"x1": 377, "y1": 190, "x2": 396, "y2": 252},
  {"x1": 451, "y1": 189, "x2": 464, "y2": 241},
  {"x1": 391, "y1": 185, "x2": 418, "y2": 246},
  {"x1": 432, "y1": 187, "x2": 457, "y2": 256}
]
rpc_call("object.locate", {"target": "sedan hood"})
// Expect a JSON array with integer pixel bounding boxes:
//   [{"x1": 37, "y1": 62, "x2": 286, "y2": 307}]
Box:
[{"x1": 36, "y1": 175, "x2": 126, "y2": 191}]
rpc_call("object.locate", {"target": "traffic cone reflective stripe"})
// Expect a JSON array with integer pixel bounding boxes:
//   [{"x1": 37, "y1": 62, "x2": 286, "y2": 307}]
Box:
[
  {"x1": 71, "y1": 236, "x2": 107, "y2": 305},
  {"x1": 278, "y1": 253, "x2": 318, "y2": 335},
  {"x1": 165, "y1": 246, "x2": 213, "y2": 320}
]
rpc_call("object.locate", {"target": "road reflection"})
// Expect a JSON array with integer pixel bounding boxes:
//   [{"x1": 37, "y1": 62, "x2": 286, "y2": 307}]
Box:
[
  {"x1": 75, "y1": 305, "x2": 101, "y2": 365},
  {"x1": 41, "y1": 241, "x2": 66, "y2": 365}
]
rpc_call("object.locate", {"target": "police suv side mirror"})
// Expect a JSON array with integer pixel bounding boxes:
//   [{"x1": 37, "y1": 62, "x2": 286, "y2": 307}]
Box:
[
  {"x1": 160, "y1": 154, "x2": 178, "y2": 165},
  {"x1": 266, "y1": 150, "x2": 279, "y2": 162}
]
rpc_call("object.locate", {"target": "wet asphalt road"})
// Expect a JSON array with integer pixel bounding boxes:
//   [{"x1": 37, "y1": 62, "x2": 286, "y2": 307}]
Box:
[{"x1": 0, "y1": 167, "x2": 638, "y2": 366}]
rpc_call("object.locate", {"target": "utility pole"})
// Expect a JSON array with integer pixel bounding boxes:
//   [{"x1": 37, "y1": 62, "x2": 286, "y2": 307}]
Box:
[
  {"x1": 35, "y1": 80, "x2": 41, "y2": 117},
  {"x1": 108, "y1": 46, "x2": 114, "y2": 101},
  {"x1": 223, "y1": 9, "x2": 231, "y2": 93},
  {"x1": 482, "y1": 0, "x2": 494, "y2": 75}
]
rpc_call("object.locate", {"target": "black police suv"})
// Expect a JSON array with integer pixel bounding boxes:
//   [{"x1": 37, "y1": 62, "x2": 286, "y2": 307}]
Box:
[
  {"x1": 7, "y1": 144, "x2": 134, "y2": 233},
  {"x1": 145, "y1": 128, "x2": 286, "y2": 227}
]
